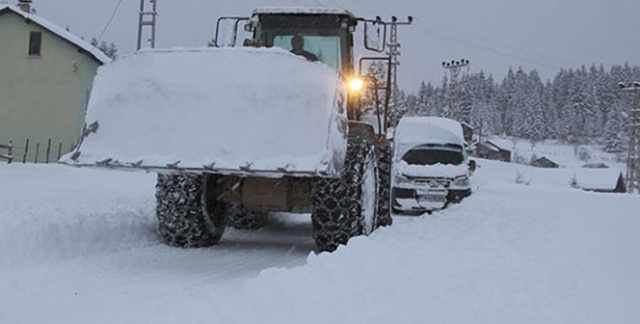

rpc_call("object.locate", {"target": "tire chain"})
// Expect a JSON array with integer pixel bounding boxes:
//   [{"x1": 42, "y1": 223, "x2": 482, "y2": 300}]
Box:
[
  {"x1": 226, "y1": 203, "x2": 268, "y2": 230},
  {"x1": 376, "y1": 142, "x2": 393, "y2": 227},
  {"x1": 311, "y1": 124, "x2": 379, "y2": 252},
  {"x1": 155, "y1": 173, "x2": 225, "y2": 247}
]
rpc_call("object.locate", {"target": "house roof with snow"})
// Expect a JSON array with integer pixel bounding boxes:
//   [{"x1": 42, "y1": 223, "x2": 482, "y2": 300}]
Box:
[
  {"x1": 485, "y1": 137, "x2": 513, "y2": 151},
  {"x1": 0, "y1": 3, "x2": 111, "y2": 64},
  {"x1": 480, "y1": 140, "x2": 511, "y2": 152},
  {"x1": 532, "y1": 156, "x2": 560, "y2": 168},
  {"x1": 575, "y1": 169, "x2": 625, "y2": 192}
]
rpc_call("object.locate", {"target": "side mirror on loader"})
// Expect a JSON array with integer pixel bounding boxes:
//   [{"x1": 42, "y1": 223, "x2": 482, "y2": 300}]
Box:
[
  {"x1": 213, "y1": 17, "x2": 250, "y2": 47},
  {"x1": 362, "y1": 17, "x2": 387, "y2": 52}
]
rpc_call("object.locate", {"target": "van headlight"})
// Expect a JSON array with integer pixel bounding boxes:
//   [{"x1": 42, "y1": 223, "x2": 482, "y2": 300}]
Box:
[
  {"x1": 453, "y1": 176, "x2": 469, "y2": 187},
  {"x1": 394, "y1": 173, "x2": 412, "y2": 185}
]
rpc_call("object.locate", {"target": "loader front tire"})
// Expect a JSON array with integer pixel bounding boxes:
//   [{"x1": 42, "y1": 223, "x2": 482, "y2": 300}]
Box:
[
  {"x1": 155, "y1": 173, "x2": 226, "y2": 248},
  {"x1": 376, "y1": 142, "x2": 393, "y2": 227},
  {"x1": 227, "y1": 204, "x2": 268, "y2": 230},
  {"x1": 311, "y1": 123, "x2": 379, "y2": 252}
]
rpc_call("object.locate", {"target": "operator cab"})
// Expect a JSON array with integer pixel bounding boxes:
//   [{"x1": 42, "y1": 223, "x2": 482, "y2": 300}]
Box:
[
  {"x1": 250, "y1": 8, "x2": 357, "y2": 74},
  {"x1": 213, "y1": 8, "x2": 395, "y2": 124}
]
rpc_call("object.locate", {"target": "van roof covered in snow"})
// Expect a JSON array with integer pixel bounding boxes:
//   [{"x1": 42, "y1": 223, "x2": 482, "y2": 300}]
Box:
[
  {"x1": 394, "y1": 117, "x2": 465, "y2": 159},
  {"x1": 396, "y1": 117, "x2": 464, "y2": 145}
]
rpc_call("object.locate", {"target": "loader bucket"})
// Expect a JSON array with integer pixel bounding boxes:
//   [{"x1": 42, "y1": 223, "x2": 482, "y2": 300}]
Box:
[{"x1": 61, "y1": 47, "x2": 348, "y2": 177}]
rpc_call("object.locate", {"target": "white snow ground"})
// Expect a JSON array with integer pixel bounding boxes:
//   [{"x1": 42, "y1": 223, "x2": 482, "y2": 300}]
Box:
[{"x1": 1, "y1": 158, "x2": 639, "y2": 323}]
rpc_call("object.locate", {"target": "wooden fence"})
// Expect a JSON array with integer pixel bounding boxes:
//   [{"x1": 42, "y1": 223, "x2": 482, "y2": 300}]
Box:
[{"x1": 1, "y1": 139, "x2": 76, "y2": 164}]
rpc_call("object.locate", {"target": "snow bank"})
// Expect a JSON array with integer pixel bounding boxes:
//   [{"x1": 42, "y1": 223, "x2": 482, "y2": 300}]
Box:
[
  {"x1": 63, "y1": 47, "x2": 347, "y2": 177},
  {"x1": 219, "y1": 159, "x2": 640, "y2": 324},
  {"x1": 0, "y1": 164, "x2": 156, "y2": 268},
  {"x1": 486, "y1": 136, "x2": 624, "y2": 169},
  {"x1": 1, "y1": 159, "x2": 639, "y2": 323}
]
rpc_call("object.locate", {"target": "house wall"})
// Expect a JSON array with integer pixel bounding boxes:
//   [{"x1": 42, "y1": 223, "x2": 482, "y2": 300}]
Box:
[{"x1": 0, "y1": 12, "x2": 100, "y2": 162}]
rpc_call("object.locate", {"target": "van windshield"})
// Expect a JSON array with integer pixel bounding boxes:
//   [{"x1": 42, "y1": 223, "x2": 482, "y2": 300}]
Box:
[{"x1": 401, "y1": 144, "x2": 464, "y2": 166}]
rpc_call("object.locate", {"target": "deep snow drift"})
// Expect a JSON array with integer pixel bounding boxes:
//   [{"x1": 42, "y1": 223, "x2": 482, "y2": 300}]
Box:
[{"x1": 1, "y1": 157, "x2": 638, "y2": 323}]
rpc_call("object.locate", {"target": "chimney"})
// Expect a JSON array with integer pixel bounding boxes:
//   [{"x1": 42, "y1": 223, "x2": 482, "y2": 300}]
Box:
[{"x1": 18, "y1": 0, "x2": 32, "y2": 13}]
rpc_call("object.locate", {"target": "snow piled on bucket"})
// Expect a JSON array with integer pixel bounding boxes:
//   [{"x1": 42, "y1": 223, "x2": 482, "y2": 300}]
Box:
[{"x1": 63, "y1": 47, "x2": 347, "y2": 176}]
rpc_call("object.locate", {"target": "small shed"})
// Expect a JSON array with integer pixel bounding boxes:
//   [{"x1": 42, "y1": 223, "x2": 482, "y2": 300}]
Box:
[
  {"x1": 476, "y1": 140, "x2": 511, "y2": 162},
  {"x1": 582, "y1": 162, "x2": 609, "y2": 169},
  {"x1": 531, "y1": 157, "x2": 559, "y2": 168},
  {"x1": 575, "y1": 170, "x2": 626, "y2": 193}
]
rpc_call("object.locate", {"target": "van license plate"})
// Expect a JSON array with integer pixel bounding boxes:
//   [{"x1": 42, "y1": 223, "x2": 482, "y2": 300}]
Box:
[{"x1": 417, "y1": 192, "x2": 446, "y2": 202}]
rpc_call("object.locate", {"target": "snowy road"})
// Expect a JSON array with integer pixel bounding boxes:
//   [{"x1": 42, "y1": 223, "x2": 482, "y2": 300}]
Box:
[
  {"x1": 0, "y1": 165, "x2": 314, "y2": 323},
  {"x1": 1, "y1": 161, "x2": 639, "y2": 323}
]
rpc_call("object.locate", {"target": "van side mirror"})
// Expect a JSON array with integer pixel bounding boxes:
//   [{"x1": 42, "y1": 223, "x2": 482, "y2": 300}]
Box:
[{"x1": 468, "y1": 159, "x2": 477, "y2": 173}]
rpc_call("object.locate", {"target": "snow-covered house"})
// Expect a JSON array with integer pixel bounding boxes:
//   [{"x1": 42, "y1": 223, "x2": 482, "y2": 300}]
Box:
[
  {"x1": 574, "y1": 169, "x2": 626, "y2": 193},
  {"x1": 476, "y1": 140, "x2": 512, "y2": 162},
  {"x1": 531, "y1": 156, "x2": 559, "y2": 168},
  {"x1": 0, "y1": 1, "x2": 110, "y2": 162}
]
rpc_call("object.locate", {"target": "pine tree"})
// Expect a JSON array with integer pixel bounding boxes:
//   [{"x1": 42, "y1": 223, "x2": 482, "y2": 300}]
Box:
[
  {"x1": 603, "y1": 110, "x2": 624, "y2": 153},
  {"x1": 91, "y1": 37, "x2": 118, "y2": 60}
]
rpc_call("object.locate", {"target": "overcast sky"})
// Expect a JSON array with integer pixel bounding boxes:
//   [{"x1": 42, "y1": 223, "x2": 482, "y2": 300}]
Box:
[{"x1": 28, "y1": 0, "x2": 640, "y2": 93}]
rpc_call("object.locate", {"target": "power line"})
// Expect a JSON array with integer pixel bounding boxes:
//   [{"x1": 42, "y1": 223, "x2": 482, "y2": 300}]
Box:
[
  {"x1": 355, "y1": 1, "x2": 578, "y2": 70},
  {"x1": 409, "y1": 21, "x2": 562, "y2": 70},
  {"x1": 96, "y1": 0, "x2": 124, "y2": 44},
  {"x1": 413, "y1": 17, "x2": 575, "y2": 67}
]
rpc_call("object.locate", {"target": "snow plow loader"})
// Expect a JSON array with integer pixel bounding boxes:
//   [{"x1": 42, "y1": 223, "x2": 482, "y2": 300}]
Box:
[{"x1": 62, "y1": 8, "x2": 399, "y2": 252}]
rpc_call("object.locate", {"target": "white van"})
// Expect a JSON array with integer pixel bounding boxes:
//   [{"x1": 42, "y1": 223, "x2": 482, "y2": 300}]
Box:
[{"x1": 391, "y1": 117, "x2": 472, "y2": 215}]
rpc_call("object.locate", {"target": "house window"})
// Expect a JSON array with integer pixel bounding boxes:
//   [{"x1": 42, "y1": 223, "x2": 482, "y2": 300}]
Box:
[{"x1": 28, "y1": 31, "x2": 42, "y2": 56}]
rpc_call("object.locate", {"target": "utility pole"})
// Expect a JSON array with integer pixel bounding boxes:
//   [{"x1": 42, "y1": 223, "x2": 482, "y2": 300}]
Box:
[
  {"x1": 137, "y1": 0, "x2": 158, "y2": 50},
  {"x1": 442, "y1": 59, "x2": 470, "y2": 122},
  {"x1": 385, "y1": 16, "x2": 412, "y2": 127},
  {"x1": 619, "y1": 81, "x2": 640, "y2": 193}
]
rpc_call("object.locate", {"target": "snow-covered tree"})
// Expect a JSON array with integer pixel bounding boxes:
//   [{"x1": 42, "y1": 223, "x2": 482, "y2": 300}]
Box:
[{"x1": 91, "y1": 37, "x2": 118, "y2": 60}]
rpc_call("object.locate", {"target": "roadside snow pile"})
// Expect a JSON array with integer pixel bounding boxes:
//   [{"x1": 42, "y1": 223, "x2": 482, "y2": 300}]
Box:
[
  {"x1": 218, "y1": 159, "x2": 640, "y2": 324},
  {"x1": 62, "y1": 47, "x2": 347, "y2": 176},
  {"x1": 0, "y1": 164, "x2": 156, "y2": 268}
]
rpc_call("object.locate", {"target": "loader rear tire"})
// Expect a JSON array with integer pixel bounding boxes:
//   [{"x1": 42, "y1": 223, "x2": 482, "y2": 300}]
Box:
[
  {"x1": 311, "y1": 123, "x2": 379, "y2": 252},
  {"x1": 227, "y1": 204, "x2": 268, "y2": 230},
  {"x1": 155, "y1": 173, "x2": 226, "y2": 248}
]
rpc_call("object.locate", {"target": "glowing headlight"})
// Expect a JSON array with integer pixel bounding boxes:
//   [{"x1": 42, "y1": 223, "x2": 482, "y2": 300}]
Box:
[{"x1": 348, "y1": 78, "x2": 364, "y2": 91}]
